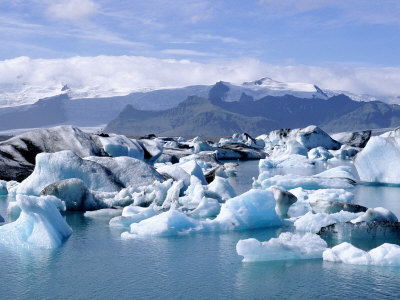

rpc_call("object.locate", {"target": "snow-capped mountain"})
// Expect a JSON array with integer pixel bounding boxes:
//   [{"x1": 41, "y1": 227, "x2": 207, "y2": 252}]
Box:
[{"x1": 0, "y1": 75, "x2": 398, "y2": 109}]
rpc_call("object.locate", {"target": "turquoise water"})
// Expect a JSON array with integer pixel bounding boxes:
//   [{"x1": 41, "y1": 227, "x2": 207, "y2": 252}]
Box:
[{"x1": 1, "y1": 161, "x2": 400, "y2": 299}]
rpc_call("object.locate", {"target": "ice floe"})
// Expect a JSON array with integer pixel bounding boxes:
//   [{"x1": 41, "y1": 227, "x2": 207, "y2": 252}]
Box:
[
  {"x1": 236, "y1": 232, "x2": 327, "y2": 262},
  {"x1": 323, "y1": 242, "x2": 400, "y2": 266}
]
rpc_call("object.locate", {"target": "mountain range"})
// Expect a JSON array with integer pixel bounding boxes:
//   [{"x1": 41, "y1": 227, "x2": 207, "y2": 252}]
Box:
[{"x1": 1, "y1": 77, "x2": 400, "y2": 135}]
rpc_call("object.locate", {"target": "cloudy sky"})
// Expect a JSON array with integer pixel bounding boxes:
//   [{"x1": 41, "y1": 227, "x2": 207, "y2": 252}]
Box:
[{"x1": 1, "y1": 0, "x2": 400, "y2": 100}]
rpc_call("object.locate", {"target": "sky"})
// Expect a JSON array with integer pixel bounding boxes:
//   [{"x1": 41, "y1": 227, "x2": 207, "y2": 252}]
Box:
[{"x1": 0, "y1": 0, "x2": 400, "y2": 100}]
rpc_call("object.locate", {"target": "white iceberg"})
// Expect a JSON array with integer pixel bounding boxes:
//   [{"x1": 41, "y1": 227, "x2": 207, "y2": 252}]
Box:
[
  {"x1": 84, "y1": 208, "x2": 122, "y2": 219},
  {"x1": 236, "y1": 232, "x2": 327, "y2": 262},
  {"x1": 308, "y1": 147, "x2": 334, "y2": 161},
  {"x1": 214, "y1": 189, "x2": 282, "y2": 231},
  {"x1": 354, "y1": 135, "x2": 400, "y2": 184},
  {"x1": 109, "y1": 206, "x2": 156, "y2": 228},
  {"x1": 323, "y1": 242, "x2": 400, "y2": 266},
  {"x1": 351, "y1": 207, "x2": 398, "y2": 223},
  {"x1": 189, "y1": 197, "x2": 221, "y2": 219},
  {"x1": 98, "y1": 134, "x2": 144, "y2": 160},
  {"x1": 207, "y1": 176, "x2": 236, "y2": 202},
  {"x1": 0, "y1": 195, "x2": 72, "y2": 249},
  {"x1": 121, "y1": 189, "x2": 282, "y2": 237},
  {"x1": 15, "y1": 151, "x2": 123, "y2": 196},
  {"x1": 294, "y1": 211, "x2": 363, "y2": 233},
  {"x1": 122, "y1": 209, "x2": 202, "y2": 238}
]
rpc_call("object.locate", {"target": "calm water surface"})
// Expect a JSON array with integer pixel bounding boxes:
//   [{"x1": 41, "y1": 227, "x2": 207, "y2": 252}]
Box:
[{"x1": 1, "y1": 160, "x2": 400, "y2": 299}]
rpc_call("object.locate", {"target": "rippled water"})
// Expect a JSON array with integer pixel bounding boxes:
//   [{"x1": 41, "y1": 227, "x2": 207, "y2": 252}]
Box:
[{"x1": 1, "y1": 160, "x2": 400, "y2": 299}]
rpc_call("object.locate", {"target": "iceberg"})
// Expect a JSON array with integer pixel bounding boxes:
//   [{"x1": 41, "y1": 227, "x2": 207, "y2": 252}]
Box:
[
  {"x1": 255, "y1": 174, "x2": 355, "y2": 190},
  {"x1": 84, "y1": 156, "x2": 164, "y2": 189},
  {"x1": 207, "y1": 176, "x2": 236, "y2": 202},
  {"x1": 40, "y1": 178, "x2": 100, "y2": 211},
  {"x1": 354, "y1": 135, "x2": 400, "y2": 184},
  {"x1": 121, "y1": 189, "x2": 283, "y2": 237},
  {"x1": 0, "y1": 194, "x2": 72, "y2": 249},
  {"x1": 323, "y1": 242, "x2": 400, "y2": 266},
  {"x1": 351, "y1": 207, "x2": 398, "y2": 223},
  {"x1": 109, "y1": 206, "x2": 157, "y2": 229},
  {"x1": 294, "y1": 211, "x2": 363, "y2": 233},
  {"x1": 15, "y1": 150, "x2": 123, "y2": 196},
  {"x1": 98, "y1": 134, "x2": 144, "y2": 160},
  {"x1": 84, "y1": 208, "x2": 122, "y2": 219},
  {"x1": 122, "y1": 209, "x2": 202, "y2": 238},
  {"x1": 214, "y1": 189, "x2": 282, "y2": 231},
  {"x1": 308, "y1": 147, "x2": 334, "y2": 161},
  {"x1": 271, "y1": 187, "x2": 297, "y2": 218},
  {"x1": 236, "y1": 232, "x2": 327, "y2": 262},
  {"x1": 189, "y1": 197, "x2": 221, "y2": 219}
]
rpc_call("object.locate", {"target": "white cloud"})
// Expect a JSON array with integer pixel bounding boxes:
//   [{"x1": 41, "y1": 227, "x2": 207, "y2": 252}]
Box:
[
  {"x1": 161, "y1": 49, "x2": 218, "y2": 57},
  {"x1": 46, "y1": 0, "x2": 98, "y2": 22},
  {"x1": 0, "y1": 55, "x2": 400, "y2": 107}
]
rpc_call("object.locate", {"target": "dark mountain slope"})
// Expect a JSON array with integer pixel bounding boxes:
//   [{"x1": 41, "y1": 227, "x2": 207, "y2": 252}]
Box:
[{"x1": 104, "y1": 97, "x2": 278, "y2": 136}]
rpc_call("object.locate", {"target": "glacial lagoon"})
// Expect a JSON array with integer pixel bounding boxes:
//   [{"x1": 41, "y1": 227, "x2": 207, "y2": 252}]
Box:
[{"x1": 1, "y1": 160, "x2": 400, "y2": 299}]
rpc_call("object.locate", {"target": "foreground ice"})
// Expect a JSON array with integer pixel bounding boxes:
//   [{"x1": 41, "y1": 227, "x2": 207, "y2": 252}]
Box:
[
  {"x1": 236, "y1": 232, "x2": 327, "y2": 262},
  {"x1": 323, "y1": 242, "x2": 400, "y2": 266},
  {"x1": 0, "y1": 195, "x2": 72, "y2": 249}
]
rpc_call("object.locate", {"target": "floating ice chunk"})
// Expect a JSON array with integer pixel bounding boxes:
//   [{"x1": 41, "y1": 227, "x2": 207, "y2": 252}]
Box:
[
  {"x1": 323, "y1": 242, "x2": 371, "y2": 265},
  {"x1": 255, "y1": 174, "x2": 354, "y2": 190},
  {"x1": 84, "y1": 156, "x2": 164, "y2": 189},
  {"x1": 332, "y1": 130, "x2": 371, "y2": 148},
  {"x1": 157, "y1": 165, "x2": 191, "y2": 188},
  {"x1": 354, "y1": 135, "x2": 400, "y2": 184},
  {"x1": 215, "y1": 189, "x2": 282, "y2": 230},
  {"x1": 16, "y1": 151, "x2": 122, "y2": 196},
  {"x1": 207, "y1": 176, "x2": 236, "y2": 202},
  {"x1": 271, "y1": 187, "x2": 297, "y2": 218},
  {"x1": 193, "y1": 141, "x2": 216, "y2": 153},
  {"x1": 98, "y1": 134, "x2": 144, "y2": 160},
  {"x1": 323, "y1": 242, "x2": 400, "y2": 266},
  {"x1": 315, "y1": 166, "x2": 357, "y2": 182},
  {"x1": 222, "y1": 163, "x2": 237, "y2": 177},
  {"x1": 0, "y1": 213, "x2": 4, "y2": 223},
  {"x1": 123, "y1": 209, "x2": 202, "y2": 238},
  {"x1": 138, "y1": 139, "x2": 164, "y2": 165},
  {"x1": 122, "y1": 189, "x2": 283, "y2": 238},
  {"x1": 310, "y1": 200, "x2": 367, "y2": 214},
  {"x1": 236, "y1": 232, "x2": 327, "y2": 262},
  {"x1": 109, "y1": 206, "x2": 156, "y2": 228},
  {"x1": 307, "y1": 188, "x2": 354, "y2": 204},
  {"x1": 369, "y1": 243, "x2": 400, "y2": 266},
  {"x1": 162, "y1": 180, "x2": 184, "y2": 209},
  {"x1": 0, "y1": 195, "x2": 72, "y2": 249},
  {"x1": 178, "y1": 160, "x2": 207, "y2": 185},
  {"x1": 318, "y1": 221, "x2": 400, "y2": 243},
  {"x1": 351, "y1": 207, "x2": 398, "y2": 223},
  {"x1": 295, "y1": 211, "x2": 363, "y2": 233},
  {"x1": 84, "y1": 208, "x2": 122, "y2": 219},
  {"x1": 123, "y1": 179, "x2": 173, "y2": 207},
  {"x1": 308, "y1": 147, "x2": 334, "y2": 161},
  {"x1": 259, "y1": 155, "x2": 315, "y2": 170},
  {"x1": 40, "y1": 178, "x2": 99, "y2": 211},
  {"x1": 190, "y1": 197, "x2": 221, "y2": 219}
]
